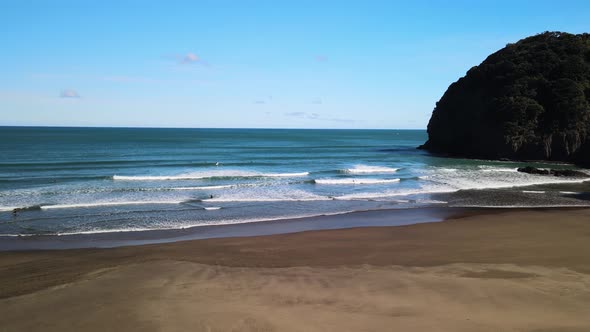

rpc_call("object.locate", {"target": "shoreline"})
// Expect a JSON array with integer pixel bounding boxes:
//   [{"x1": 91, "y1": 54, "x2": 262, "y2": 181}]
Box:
[{"x1": 0, "y1": 205, "x2": 566, "y2": 251}]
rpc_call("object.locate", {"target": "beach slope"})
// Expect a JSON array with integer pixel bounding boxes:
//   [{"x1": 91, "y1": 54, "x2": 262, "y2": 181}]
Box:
[{"x1": 1, "y1": 208, "x2": 590, "y2": 331}]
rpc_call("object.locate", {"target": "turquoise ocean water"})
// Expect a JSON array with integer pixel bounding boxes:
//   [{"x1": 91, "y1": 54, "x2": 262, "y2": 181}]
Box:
[{"x1": 1, "y1": 127, "x2": 589, "y2": 236}]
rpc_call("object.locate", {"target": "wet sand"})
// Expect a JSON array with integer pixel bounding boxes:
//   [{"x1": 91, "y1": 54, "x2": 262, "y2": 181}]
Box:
[{"x1": 1, "y1": 208, "x2": 590, "y2": 331}]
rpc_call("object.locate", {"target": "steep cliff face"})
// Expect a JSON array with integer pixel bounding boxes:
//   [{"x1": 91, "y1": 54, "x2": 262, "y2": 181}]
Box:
[{"x1": 420, "y1": 32, "x2": 590, "y2": 166}]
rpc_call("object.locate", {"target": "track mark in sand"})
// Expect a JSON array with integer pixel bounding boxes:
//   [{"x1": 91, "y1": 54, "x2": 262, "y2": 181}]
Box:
[{"x1": 461, "y1": 269, "x2": 538, "y2": 279}]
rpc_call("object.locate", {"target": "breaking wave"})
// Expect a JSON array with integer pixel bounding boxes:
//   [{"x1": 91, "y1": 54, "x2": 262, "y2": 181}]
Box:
[
  {"x1": 113, "y1": 171, "x2": 309, "y2": 181},
  {"x1": 343, "y1": 165, "x2": 398, "y2": 174},
  {"x1": 314, "y1": 178, "x2": 401, "y2": 185}
]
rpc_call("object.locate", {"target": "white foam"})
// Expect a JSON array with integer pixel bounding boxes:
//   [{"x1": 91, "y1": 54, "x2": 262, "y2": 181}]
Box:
[
  {"x1": 40, "y1": 200, "x2": 183, "y2": 210},
  {"x1": 263, "y1": 172, "x2": 310, "y2": 177},
  {"x1": 113, "y1": 170, "x2": 309, "y2": 181},
  {"x1": 337, "y1": 168, "x2": 590, "y2": 201},
  {"x1": 315, "y1": 178, "x2": 400, "y2": 185},
  {"x1": 203, "y1": 187, "x2": 330, "y2": 203},
  {"x1": 419, "y1": 200, "x2": 448, "y2": 204},
  {"x1": 50, "y1": 209, "x2": 363, "y2": 236},
  {"x1": 560, "y1": 191, "x2": 580, "y2": 195},
  {"x1": 204, "y1": 207, "x2": 221, "y2": 210},
  {"x1": 344, "y1": 165, "x2": 398, "y2": 174},
  {"x1": 522, "y1": 190, "x2": 545, "y2": 194},
  {"x1": 203, "y1": 197, "x2": 330, "y2": 202},
  {"x1": 113, "y1": 175, "x2": 205, "y2": 181},
  {"x1": 170, "y1": 185, "x2": 234, "y2": 190},
  {"x1": 479, "y1": 166, "x2": 518, "y2": 172},
  {"x1": 422, "y1": 167, "x2": 590, "y2": 192},
  {"x1": 0, "y1": 233, "x2": 37, "y2": 237},
  {"x1": 335, "y1": 187, "x2": 455, "y2": 200},
  {"x1": 0, "y1": 206, "x2": 17, "y2": 212}
]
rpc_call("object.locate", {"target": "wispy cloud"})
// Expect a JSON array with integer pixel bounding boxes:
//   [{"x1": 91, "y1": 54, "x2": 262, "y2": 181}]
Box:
[
  {"x1": 284, "y1": 112, "x2": 319, "y2": 119},
  {"x1": 285, "y1": 111, "x2": 306, "y2": 117},
  {"x1": 60, "y1": 89, "x2": 80, "y2": 98},
  {"x1": 310, "y1": 97, "x2": 322, "y2": 104},
  {"x1": 326, "y1": 117, "x2": 355, "y2": 123},
  {"x1": 314, "y1": 55, "x2": 328, "y2": 62},
  {"x1": 102, "y1": 76, "x2": 162, "y2": 84},
  {"x1": 284, "y1": 111, "x2": 354, "y2": 123},
  {"x1": 101, "y1": 75, "x2": 213, "y2": 86},
  {"x1": 161, "y1": 52, "x2": 208, "y2": 66},
  {"x1": 253, "y1": 96, "x2": 273, "y2": 105},
  {"x1": 181, "y1": 52, "x2": 201, "y2": 64}
]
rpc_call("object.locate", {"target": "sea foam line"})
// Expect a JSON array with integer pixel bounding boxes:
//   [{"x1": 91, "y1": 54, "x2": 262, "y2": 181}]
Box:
[
  {"x1": 477, "y1": 165, "x2": 518, "y2": 172},
  {"x1": 5, "y1": 197, "x2": 333, "y2": 211},
  {"x1": 113, "y1": 175, "x2": 204, "y2": 181},
  {"x1": 113, "y1": 171, "x2": 309, "y2": 181},
  {"x1": 264, "y1": 172, "x2": 310, "y2": 177},
  {"x1": 335, "y1": 188, "x2": 456, "y2": 200},
  {"x1": 40, "y1": 201, "x2": 185, "y2": 210},
  {"x1": 202, "y1": 197, "x2": 332, "y2": 203},
  {"x1": 170, "y1": 185, "x2": 234, "y2": 190},
  {"x1": 314, "y1": 178, "x2": 401, "y2": 185},
  {"x1": 344, "y1": 165, "x2": 399, "y2": 174},
  {"x1": 17, "y1": 210, "x2": 363, "y2": 237},
  {"x1": 339, "y1": 175, "x2": 590, "y2": 200}
]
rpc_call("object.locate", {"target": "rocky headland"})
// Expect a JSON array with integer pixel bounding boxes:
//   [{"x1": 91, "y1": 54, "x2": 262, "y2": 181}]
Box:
[{"x1": 420, "y1": 32, "x2": 590, "y2": 167}]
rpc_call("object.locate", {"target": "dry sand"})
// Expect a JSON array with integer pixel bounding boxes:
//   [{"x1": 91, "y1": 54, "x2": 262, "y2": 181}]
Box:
[{"x1": 1, "y1": 208, "x2": 590, "y2": 331}]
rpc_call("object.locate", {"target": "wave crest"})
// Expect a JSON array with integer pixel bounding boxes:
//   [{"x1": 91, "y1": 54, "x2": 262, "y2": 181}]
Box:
[
  {"x1": 113, "y1": 171, "x2": 309, "y2": 181},
  {"x1": 315, "y1": 178, "x2": 400, "y2": 185},
  {"x1": 344, "y1": 165, "x2": 398, "y2": 174}
]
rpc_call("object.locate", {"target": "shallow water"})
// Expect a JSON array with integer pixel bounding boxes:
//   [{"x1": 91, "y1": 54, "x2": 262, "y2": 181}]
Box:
[{"x1": 1, "y1": 127, "x2": 589, "y2": 236}]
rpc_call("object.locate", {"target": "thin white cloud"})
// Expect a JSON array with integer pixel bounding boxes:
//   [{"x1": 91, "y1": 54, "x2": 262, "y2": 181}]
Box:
[
  {"x1": 285, "y1": 112, "x2": 306, "y2": 117},
  {"x1": 60, "y1": 89, "x2": 80, "y2": 98},
  {"x1": 315, "y1": 55, "x2": 328, "y2": 62},
  {"x1": 254, "y1": 96, "x2": 273, "y2": 105},
  {"x1": 181, "y1": 52, "x2": 200, "y2": 64},
  {"x1": 102, "y1": 76, "x2": 161, "y2": 84},
  {"x1": 326, "y1": 117, "x2": 355, "y2": 123},
  {"x1": 284, "y1": 111, "x2": 354, "y2": 123}
]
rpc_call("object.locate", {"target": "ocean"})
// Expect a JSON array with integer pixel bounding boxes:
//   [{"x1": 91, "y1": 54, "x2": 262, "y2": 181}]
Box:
[{"x1": 1, "y1": 127, "x2": 589, "y2": 236}]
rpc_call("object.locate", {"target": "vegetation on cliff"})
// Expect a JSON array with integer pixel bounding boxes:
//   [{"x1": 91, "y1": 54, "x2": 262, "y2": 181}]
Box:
[{"x1": 420, "y1": 32, "x2": 590, "y2": 166}]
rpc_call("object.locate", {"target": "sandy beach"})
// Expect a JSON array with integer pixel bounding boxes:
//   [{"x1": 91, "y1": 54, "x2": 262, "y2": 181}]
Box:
[{"x1": 1, "y1": 208, "x2": 590, "y2": 331}]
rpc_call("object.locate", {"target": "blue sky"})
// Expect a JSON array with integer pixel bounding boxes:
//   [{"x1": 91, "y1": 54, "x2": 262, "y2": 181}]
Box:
[{"x1": 1, "y1": 1, "x2": 589, "y2": 129}]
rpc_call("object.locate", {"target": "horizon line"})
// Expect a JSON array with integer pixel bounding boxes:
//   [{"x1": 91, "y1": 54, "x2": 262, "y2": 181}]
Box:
[{"x1": 0, "y1": 125, "x2": 427, "y2": 131}]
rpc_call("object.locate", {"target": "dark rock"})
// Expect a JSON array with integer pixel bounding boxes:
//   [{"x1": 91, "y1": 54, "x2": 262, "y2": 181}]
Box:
[
  {"x1": 420, "y1": 32, "x2": 590, "y2": 167},
  {"x1": 517, "y1": 166, "x2": 588, "y2": 177},
  {"x1": 517, "y1": 166, "x2": 551, "y2": 175}
]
